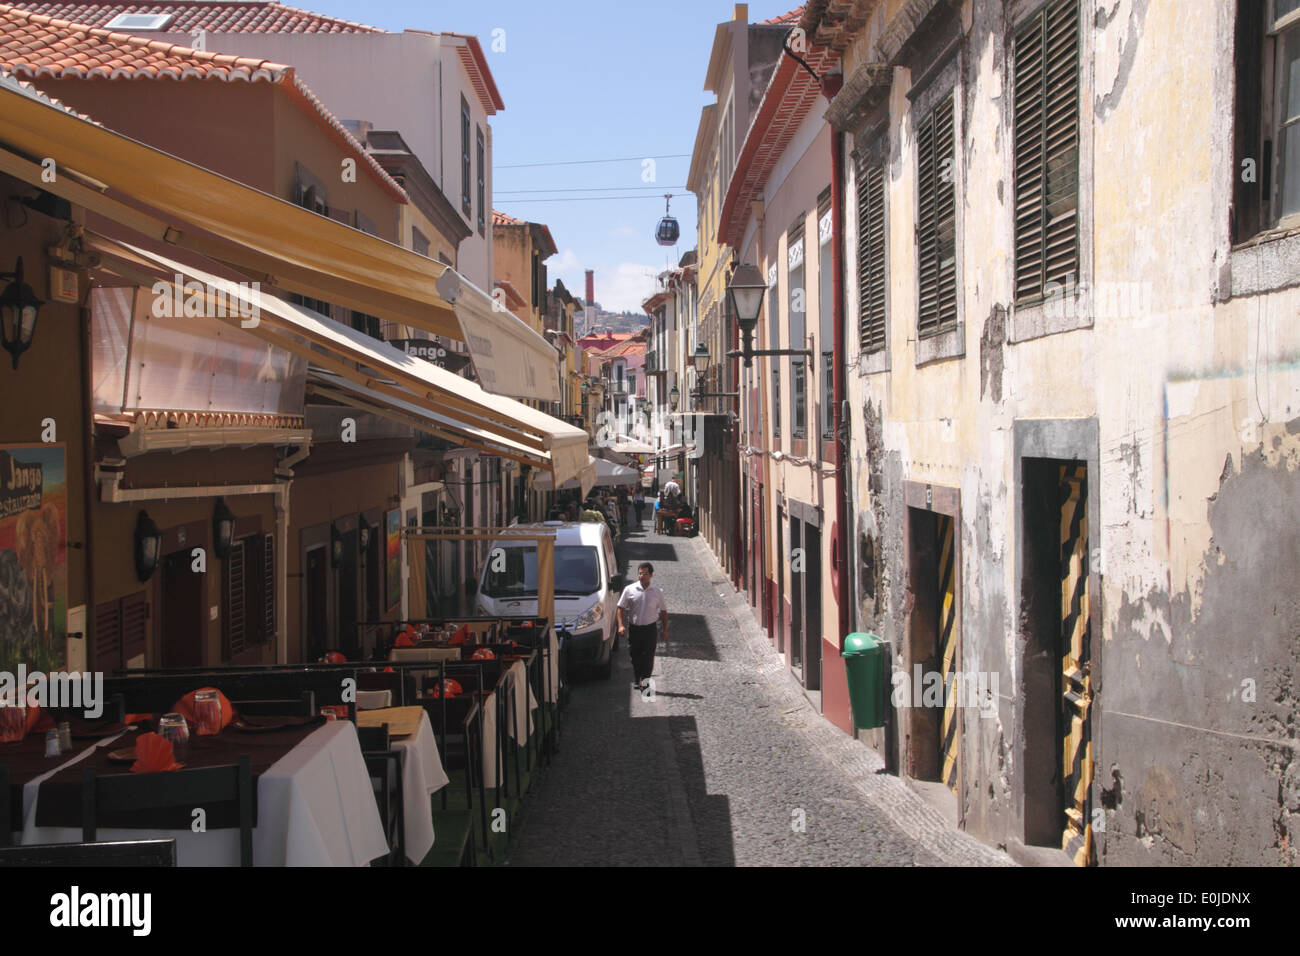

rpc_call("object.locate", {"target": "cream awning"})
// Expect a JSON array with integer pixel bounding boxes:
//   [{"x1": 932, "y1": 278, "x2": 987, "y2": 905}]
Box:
[
  {"x1": 306, "y1": 370, "x2": 554, "y2": 471},
  {"x1": 88, "y1": 237, "x2": 590, "y2": 489}
]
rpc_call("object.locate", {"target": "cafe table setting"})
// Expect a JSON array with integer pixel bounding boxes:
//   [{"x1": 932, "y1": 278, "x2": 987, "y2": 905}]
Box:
[
  {"x1": 4, "y1": 689, "x2": 390, "y2": 866},
  {"x1": 356, "y1": 705, "x2": 450, "y2": 864}
]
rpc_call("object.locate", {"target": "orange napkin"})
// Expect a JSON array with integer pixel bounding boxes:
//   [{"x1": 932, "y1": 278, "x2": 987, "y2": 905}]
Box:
[
  {"x1": 429, "y1": 679, "x2": 462, "y2": 698},
  {"x1": 171, "y1": 688, "x2": 237, "y2": 731},
  {"x1": 471, "y1": 647, "x2": 495, "y2": 660},
  {"x1": 448, "y1": 624, "x2": 470, "y2": 645},
  {"x1": 125, "y1": 713, "x2": 153, "y2": 725},
  {"x1": 394, "y1": 630, "x2": 417, "y2": 648},
  {"x1": 131, "y1": 732, "x2": 182, "y2": 773},
  {"x1": 322, "y1": 651, "x2": 347, "y2": 663}
]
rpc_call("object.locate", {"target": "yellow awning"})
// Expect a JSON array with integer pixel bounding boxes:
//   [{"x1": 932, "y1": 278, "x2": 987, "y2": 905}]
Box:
[
  {"x1": 2, "y1": 79, "x2": 544, "y2": 354},
  {"x1": 89, "y1": 237, "x2": 590, "y2": 489}
]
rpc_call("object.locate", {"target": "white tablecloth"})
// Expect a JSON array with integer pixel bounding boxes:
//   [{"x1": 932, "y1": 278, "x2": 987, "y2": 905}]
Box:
[
  {"x1": 391, "y1": 710, "x2": 449, "y2": 865},
  {"x1": 480, "y1": 661, "x2": 538, "y2": 788},
  {"x1": 21, "y1": 721, "x2": 389, "y2": 867}
]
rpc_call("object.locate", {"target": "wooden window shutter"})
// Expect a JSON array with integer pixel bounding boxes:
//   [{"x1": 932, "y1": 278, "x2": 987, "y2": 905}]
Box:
[
  {"x1": 262, "y1": 533, "x2": 275, "y2": 645},
  {"x1": 918, "y1": 94, "x2": 957, "y2": 336},
  {"x1": 225, "y1": 538, "x2": 247, "y2": 659},
  {"x1": 1015, "y1": 0, "x2": 1079, "y2": 301},
  {"x1": 93, "y1": 598, "x2": 121, "y2": 672},
  {"x1": 858, "y1": 161, "x2": 887, "y2": 353},
  {"x1": 121, "y1": 590, "x2": 148, "y2": 662}
]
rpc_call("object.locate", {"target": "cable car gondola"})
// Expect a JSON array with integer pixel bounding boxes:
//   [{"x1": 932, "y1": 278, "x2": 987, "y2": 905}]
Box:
[{"x1": 655, "y1": 194, "x2": 680, "y2": 246}]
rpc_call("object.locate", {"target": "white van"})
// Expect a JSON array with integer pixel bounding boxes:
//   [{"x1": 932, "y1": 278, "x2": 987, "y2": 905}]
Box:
[{"x1": 473, "y1": 521, "x2": 624, "y2": 678}]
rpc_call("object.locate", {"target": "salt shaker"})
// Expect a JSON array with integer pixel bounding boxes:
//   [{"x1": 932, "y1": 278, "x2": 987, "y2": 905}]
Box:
[
  {"x1": 56, "y1": 721, "x2": 72, "y2": 752},
  {"x1": 44, "y1": 728, "x2": 61, "y2": 757}
]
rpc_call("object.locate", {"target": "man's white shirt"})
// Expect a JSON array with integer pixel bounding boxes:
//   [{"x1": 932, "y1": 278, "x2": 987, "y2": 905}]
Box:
[{"x1": 619, "y1": 581, "x2": 667, "y2": 626}]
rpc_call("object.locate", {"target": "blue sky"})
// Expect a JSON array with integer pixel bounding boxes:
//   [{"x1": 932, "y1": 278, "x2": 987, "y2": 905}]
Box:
[{"x1": 300, "y1": 0, "x2": 796, "y2": 312}]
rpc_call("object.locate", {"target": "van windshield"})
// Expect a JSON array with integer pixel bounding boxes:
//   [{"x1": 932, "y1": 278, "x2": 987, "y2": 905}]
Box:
[{"x1": 482, "y1": 545, "x2": 602, "y2": 598}]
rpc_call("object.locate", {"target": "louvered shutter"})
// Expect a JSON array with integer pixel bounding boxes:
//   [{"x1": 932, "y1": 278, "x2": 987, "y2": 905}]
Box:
[
  {"x1": 858, "y1": 162, "x2": 887, "y2": 353},
  {"x1": 121, "y1": 590, "x2": 148, "y2": 662},
  {"x1": 262, "y1": 533, "x2": 275, "y2": 645},
  {"x1": 93, "y1": 598, "x2": 121, "y2": 672},
  {"x1": 1015, "y1": 0, "x2": 1079, "y2": 301},
  {"x1": 226, "y1": 538, "x2": 247, "y2": 658},
  {"x1": 917, "y1": 95, "x2": 957, "y2": 336}
]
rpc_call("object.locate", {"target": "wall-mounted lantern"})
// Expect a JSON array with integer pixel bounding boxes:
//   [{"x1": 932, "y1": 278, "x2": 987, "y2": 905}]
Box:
[
  {"x1": 134, "y1": 510, "x2": 162, "y2": 582},
  {"x1": 212, "y1": 497, "x2": 235, "y2": 559},
  {"x1": 0, "y1": 257, "x2": 44, "y2": 370}
]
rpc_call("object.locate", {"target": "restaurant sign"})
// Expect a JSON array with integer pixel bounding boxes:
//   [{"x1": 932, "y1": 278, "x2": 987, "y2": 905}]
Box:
[
  {"x1": 389, "y1": 339, "x2": 474, "y2": 377},
  {"x1": 0, "y1": 444, "x2": 67, "y2": 674}
]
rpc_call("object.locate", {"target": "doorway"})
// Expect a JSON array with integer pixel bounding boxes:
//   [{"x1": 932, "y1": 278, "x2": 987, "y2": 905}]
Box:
[
  {"x1": 804, "y1": 522, "x2": 823, "y2": 692},
  {"x1": 789, "y1": 515, "x2": 804, "y2": 674},
  {"x1": 159, "y1": 548, "x2": 204, "y2": 668},
  {"x1": 775, "y1": 505, "x2": 786, "y2": 654},
  {"x1": 304, "y1": 544, "x2": 328, "y2": 662},
  {"x1": 1021, "y1": 456, "x2": 1094, "y2": 865},
  {"x1": 902, "y1": 482, "x2": 962, "y2": 795}
]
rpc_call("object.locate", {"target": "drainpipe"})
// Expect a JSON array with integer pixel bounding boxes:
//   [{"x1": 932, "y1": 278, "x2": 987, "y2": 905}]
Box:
[
  {"x1": 274, "y1": 442, "x2": 311, "y2": 663},
  {"x1": 825, "y1": 71, "x2": 852, "y2": 654},
  {"x1": 79, "y1": 302, "x2": 96, "y2": 667}
]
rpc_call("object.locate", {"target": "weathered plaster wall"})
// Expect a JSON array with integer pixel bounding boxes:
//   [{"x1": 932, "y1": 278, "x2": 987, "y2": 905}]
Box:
[{"x1": 842, "y1": 0, "x2": 1300, "y2": 863}]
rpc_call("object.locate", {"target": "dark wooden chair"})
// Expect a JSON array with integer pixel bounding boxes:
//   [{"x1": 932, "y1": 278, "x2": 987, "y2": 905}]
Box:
[
  {"x1": 230, "y1": 691, "x2": 316, "y2": 717},
  {"x1": 81, "y1": 755, "x2": 254, "y2": 866},
  {"x1": 357, "y1": 723, "x2": 405, "y2": 866},
  {"x1": 424, "y1": 696, "x2": 481, "y2": 865},
  {"x1": 0, "y1": 838, "x2": 177, "y2": 867}
]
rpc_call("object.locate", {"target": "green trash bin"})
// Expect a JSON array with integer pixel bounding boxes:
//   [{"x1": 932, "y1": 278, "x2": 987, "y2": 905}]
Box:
[{"x1": 841, "y1": 632, "x2": 887, "y2": 730}]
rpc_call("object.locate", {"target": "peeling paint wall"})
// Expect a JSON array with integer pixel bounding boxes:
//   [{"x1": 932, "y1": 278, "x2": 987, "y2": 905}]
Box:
[{"x1": 840, "y1": 0, "x2": 1300, "y2": 863}]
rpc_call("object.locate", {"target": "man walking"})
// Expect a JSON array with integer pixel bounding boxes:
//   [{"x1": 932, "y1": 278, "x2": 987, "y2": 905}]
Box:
[{"x1": 617, "y1": 561, "x2": 668, "y2": 691}]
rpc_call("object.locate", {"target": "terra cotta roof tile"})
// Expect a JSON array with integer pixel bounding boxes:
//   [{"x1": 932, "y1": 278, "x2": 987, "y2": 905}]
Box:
[
  {"x1": 3, "y1": 1, "x2": 383, "y2": 34},
  {"x1": 0, "y1": 3, "x2": 407, "y2": 201}
]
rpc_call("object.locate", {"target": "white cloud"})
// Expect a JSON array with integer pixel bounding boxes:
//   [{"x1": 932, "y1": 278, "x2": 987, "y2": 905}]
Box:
[
  {"x1": 599, "y1": 262, "x2": 662, "y2": 312},
  {"x1": 552, "y1": 256, "x2": 660, "y2": 312},
  {"x1": 611, "y1": 224, "x2": 638, "y2": 239},
  {"x1": 551, "y1": 248, "x2": 583, "y2": 273}
]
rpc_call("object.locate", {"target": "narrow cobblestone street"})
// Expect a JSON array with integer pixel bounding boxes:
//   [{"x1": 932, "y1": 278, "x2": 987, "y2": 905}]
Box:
[{"x1": 507, "y1": 524, "x2": 1013, "y2": 867}]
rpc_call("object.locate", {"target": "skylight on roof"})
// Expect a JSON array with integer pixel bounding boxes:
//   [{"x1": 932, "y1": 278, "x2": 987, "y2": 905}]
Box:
[{"x1": 104, "y1": 13, "x2": 176, "y2": 31}]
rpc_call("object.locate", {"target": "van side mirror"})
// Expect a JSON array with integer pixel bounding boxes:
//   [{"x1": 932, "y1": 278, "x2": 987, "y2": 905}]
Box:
[{"x1": 610, "y1": 573, "x2": 626, "y2": 590}]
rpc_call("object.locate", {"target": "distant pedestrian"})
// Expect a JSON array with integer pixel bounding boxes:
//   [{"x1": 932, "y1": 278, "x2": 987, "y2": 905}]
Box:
[
  {"x1": 617, "y1": 561, "x2": 668, "y2": 690},
  {"x1": 632, "y1": 489, "x2": 645, "y2": 528}
]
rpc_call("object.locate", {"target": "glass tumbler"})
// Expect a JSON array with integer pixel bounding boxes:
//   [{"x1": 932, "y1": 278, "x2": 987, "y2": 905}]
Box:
[
  {"x1": 157, "y1": 712, "x2": 190, "y2": 762},
  {"x1": 0, "y1": 700, "x2": 27, "y2": 743},
  {"x1": 194, "y1": 690, "x2": 223, "y2": 736}
]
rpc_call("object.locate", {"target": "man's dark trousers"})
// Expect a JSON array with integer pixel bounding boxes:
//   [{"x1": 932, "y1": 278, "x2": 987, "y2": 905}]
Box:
[{"x1": 628, "y1": 623, "x2": 658, "y2": 683}]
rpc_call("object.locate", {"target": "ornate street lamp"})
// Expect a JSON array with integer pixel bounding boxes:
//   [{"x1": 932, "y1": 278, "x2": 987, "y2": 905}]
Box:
[
  {"x1": 692, "y1": 343, "x2": 710, "y2": 376},
  {"x1": 0, "y1": 257, "x2": 44, "y2": 370},
  {"x1": 212, "y1": 497, "x2": 235, "y2": 559},
  {"x1": 725, "y1": 262, "x2": 813, "y2": 368},
  {"x1": 134, "y1": 510, "x2": 162, "y2": 582},
  {"x1": 669, "y1": 385, "x2": 680, "y2": 412}
]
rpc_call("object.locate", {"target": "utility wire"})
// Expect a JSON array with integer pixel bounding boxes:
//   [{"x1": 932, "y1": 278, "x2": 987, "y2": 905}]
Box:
[
  {"x1": 497, "y1": 153, "x2": 691, "y2": 169},
  {"x1": 497, "y1": 193, "x2": 691, "y2": 203},
  {"x1": 495, "y1": 185, "x2": 688, "y2": 194}
]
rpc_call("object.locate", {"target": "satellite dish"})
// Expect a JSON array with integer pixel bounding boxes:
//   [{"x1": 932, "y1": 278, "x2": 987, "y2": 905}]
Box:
[{"x1": 655, "y1": 194, "x2": 680, "y2": 247}]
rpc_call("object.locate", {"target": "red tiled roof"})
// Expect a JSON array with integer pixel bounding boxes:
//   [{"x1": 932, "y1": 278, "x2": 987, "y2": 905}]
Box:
[
  {"x1": 762, "y1": 6, "x2": 804, "y2": 24},
  {"x1": 718, "y1": 38, "x2": 837, "y2": 248},
  {"x1": 0, "y1": 4, "x2": 407, "y2": 201},
  {"x1": 445, "y1": 32, "x2": 503, "y2": 115},
  {"x1": 3, "y1": 1, "x2": 383, "y2": 33},
  {"x1": 0, "y1": 63, "x2": 99, "y2": 121},
  {"x1": 492, "y1": 209, "x2": 522, "y2": 225}
]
